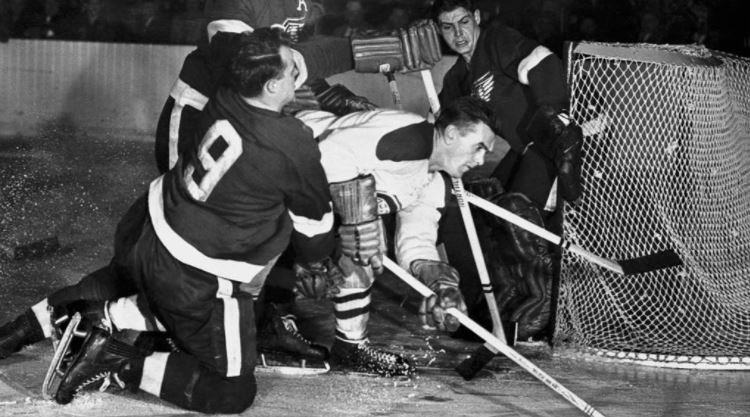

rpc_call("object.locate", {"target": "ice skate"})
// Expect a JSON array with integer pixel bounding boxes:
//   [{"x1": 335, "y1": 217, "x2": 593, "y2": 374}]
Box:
[
  {"x1": 256, "y1": 305, "x2": 330, "y2": 375},
  {"x1": 330, "y1": 338, "x2": 414, "y2": 378},
  {"x1": 53, "y1": 326, "x2": 142, "y2": 404}
]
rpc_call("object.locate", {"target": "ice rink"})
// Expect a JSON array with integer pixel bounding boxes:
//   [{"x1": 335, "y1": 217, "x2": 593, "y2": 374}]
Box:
[{"x1": 1, "y1": 126, "x2": 749, "y2": 417}]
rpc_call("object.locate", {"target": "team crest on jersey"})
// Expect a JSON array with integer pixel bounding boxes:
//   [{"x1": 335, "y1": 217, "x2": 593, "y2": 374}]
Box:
[
  {"x1": 270, "y1": 0, "x2": 308, "y2": 42},
  {"x1": 472, "y1": 72, "x2": 494, "y2": 102},
  {"x1": 377, "y1": 193, "x2": 401, "y2": 215}
]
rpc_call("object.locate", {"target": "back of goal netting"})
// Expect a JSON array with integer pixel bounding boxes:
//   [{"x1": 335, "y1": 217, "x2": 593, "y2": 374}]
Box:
[{"x1": 554, "y1": 42, "x2": 750, "y2": 369}]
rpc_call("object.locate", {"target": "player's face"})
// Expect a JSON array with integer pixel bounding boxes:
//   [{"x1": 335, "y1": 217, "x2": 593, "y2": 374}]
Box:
[
  {"x1": 276, "y1": 45, "x2": 300, "y2": 106},
  {"x1": 442, "y1": 122, "x2": 495, "y2": 178},
  {"x1": 438, "y1": 7, "x2": 481, "y2": 61}
]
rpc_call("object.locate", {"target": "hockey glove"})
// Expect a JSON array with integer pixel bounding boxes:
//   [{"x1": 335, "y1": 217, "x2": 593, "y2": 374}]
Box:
[
  {"x1": 411, "y1": 260, "x2": 466, "y2": 332},
  {"x1": 293, "y1": 258, "x2": 345, "y2": 300},
  {"x1": 317, "y1": 84, "x2": 378, "y2": 116},
  {"x1": 526, "y1": 105, "x2": 583, "y2": 202},
  {"x1": 338, "y1": 219, "x2": 385, "y2": 274}
]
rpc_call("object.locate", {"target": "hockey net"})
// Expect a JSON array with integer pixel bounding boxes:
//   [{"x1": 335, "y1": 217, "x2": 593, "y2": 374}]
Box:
[{"x1": 554, "y1": 42, "x2": 750, "y2": 369}]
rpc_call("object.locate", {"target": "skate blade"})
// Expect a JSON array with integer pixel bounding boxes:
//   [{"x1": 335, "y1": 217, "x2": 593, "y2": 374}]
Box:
[
  {"x1": 256, "y1": 353, "x2": 330, "y2": 376},
  {"x1": 42, "y1": 312, "x2": 86, "y2": 399}
]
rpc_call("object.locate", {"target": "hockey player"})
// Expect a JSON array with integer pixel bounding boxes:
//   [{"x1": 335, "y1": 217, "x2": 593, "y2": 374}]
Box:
[
  {"x1": 0, "y1": 28, "x2": 336, "y2": 414},
  {"x1": 430, "y1": 0, "x2": 583, "y2": 340},
  {"x1": 293, "y1": 95, "x2": 500, "y2": 376},
  {"x1": 155, "y1": 0, "x2": 364, "y2": 174}
]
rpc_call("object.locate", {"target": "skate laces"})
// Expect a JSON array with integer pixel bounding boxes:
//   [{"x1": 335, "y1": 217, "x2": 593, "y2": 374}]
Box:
[
  {"x1": 74, "y1": 371, "x2": 125, "y2": 394},
  {"x1": 280, "y1": 314, "x2": 313, "y2": 346},
  {"x1": 358, "y1": 342, "x2": 397, "y2": 364}
]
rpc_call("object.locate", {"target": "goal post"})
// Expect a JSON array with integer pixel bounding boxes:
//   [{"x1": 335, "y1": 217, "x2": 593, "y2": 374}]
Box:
[{"x1": 555, "y1": 42, "x2": 750, "y2": 369}]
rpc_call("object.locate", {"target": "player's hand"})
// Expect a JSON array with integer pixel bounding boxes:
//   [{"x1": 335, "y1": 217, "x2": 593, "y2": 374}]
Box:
[
  {"x1": 317, "y1": 84, "x2": 377, "y2": 116},
  {"x1": 339, "y1": 220, "x2": 384, "y2": 274},
  {"x1": 293, "y1": 258, "x2": 345, "y2": 300},
  {"x1": 411, "y1": 260, "x2": 466, "y2": 332}
]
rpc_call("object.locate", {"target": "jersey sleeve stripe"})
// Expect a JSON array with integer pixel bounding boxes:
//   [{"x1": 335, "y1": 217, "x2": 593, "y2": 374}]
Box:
[
  {"x1": 148, "y1": 176, "x2": 267, "y2": 283},
  {"x1": 287, "y1": 204, "x2": 334, "y2": 238},
  {"x1": 517, "y1": 45, "x2": 553, "y2": 85}
]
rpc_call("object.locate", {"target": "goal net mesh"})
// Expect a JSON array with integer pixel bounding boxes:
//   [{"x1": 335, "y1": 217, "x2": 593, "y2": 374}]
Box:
[{"x1": 554, "y1": 42, "x2": 750, "y2": 368}]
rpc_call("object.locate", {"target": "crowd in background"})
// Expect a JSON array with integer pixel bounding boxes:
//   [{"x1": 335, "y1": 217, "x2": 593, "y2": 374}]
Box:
[{"x1": 1, "y1": 0, "x2": 748, "y2": 56}]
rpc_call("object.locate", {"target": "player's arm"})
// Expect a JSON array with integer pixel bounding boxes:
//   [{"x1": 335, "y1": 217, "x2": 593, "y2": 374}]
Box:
[
  {"x1": 284, "y1": 142, "x2": 336, "y2": 264},
  {"x1": 487, "y1": 24, "x2": 583, "y2": 202},
  {"x1": 395, "y1": 173, "x2": 466, "y2": 332}
]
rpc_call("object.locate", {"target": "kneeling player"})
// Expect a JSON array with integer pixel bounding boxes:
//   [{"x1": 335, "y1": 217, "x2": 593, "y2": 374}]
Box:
[{"x1": 0, "y1": 29, "x2": 336, "y2": 413}]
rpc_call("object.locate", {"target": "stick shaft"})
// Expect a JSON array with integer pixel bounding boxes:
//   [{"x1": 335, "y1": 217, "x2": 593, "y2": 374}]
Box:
[
  {"x1": 465, "y1": 192, "x2": 624, "y2": 275},
  {"x1": 383, "y1": 257, "x2": 605, "y2": 417},
  {"x1": 452, "y1": 179, "x2": 506, "y2": 344},
  {"x1": 420, "y1": 70, "x2": 441, "y2": 114}
]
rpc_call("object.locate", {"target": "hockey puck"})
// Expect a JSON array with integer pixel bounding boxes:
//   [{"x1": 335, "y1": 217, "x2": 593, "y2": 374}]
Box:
[{"x1": 1, "y1": 236, "x2": 61, "y2": 260}]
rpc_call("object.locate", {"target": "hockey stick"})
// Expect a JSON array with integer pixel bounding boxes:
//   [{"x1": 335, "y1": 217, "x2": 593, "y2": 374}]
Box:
[
  {"x1": 383, "y1": 257, "x2": 606, "y2": 417},
  {"x1": 466, "y1": 192, "x2": 626, "y2": 274},
  {"x1": 419, "y1": 69, "x2": 509, "y2": 379}
]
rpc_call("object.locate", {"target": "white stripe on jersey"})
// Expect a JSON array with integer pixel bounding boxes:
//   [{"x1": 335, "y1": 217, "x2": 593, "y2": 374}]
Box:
[
  {"x1": 517, "y1": 45, "x2": 553, "y2": 85},
  {"x1": 148, "y1": 175, "x2": 267, "y2": 283},
  {"x1": 140, "y1": 352, "x2": 169, "y2": 396},
  {"x1": 207, "y1": 19, "x2": 254, "y2": 42},
  {"x1": 287, "y1": 203, "x2": 334, "y2": 237},
  {"x1": 221, "y1": 295, "x2": 242, "y2": 377},
  {"x1": 168, "y1": 78, "x2": 209, "y2": 170}
]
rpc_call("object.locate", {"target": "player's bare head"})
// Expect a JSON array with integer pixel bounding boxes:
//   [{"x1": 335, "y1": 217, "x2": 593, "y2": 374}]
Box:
[
  {"x1": 431, "y1": 0, "x2": 476, "y2": 20},
  {"x1": 431, "y1": 97, "x2": 500, "y2": 177},
  {"x1": 227, "y1": 28, "x2": 293, "y2": 99},
  {"x1": 435, "y1": 96, "x2": 500, "y2": 138},
  {"x1": 432, "y1": 0, "x2": 481, "y2": 61}
]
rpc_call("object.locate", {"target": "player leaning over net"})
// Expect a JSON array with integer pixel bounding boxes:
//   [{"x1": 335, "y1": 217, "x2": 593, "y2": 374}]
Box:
[
  {"x1": 0, "y1": 28, "x2": 337, "y2": 414},
  {"x1": 431, "y1": 0, "x2": 584, "y2": 341},
  {"x1": 290, "y1": 95, "x2": 500, "y2": 377}
]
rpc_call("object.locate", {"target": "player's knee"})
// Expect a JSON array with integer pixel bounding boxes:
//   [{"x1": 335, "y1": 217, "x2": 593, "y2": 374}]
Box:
[{"x1": 192, "y1": 371, "x2": 257, "y2": 414}]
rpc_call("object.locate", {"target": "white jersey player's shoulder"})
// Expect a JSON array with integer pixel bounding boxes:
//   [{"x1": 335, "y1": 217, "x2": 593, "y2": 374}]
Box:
[{"x1": 296, "y1": 109, "x2": 424, "y2": 138}]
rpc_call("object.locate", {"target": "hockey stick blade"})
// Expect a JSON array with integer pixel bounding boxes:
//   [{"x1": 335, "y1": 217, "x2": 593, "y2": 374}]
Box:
[
  {"x1": 455, "y1": 344, "x2": 496, "y2": 380},
  {"x1": 383, "y1": 257, "x2": 606, "y2": 417},
  {"x1": 456, "y1": 320, "x2": 517, "y2": 380}
]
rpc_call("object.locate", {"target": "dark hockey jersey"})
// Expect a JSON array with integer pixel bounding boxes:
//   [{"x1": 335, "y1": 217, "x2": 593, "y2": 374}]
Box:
[
  {"x1": 149, "y1": 88, "x2": 335, "y2": 283},
  {"x1": 439, "y1": 20, "x2": 568, "y2": 154}
]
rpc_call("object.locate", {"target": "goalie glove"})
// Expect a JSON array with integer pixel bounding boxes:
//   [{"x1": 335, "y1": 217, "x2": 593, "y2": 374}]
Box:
[
  {"x1": 526, "y1": 105, "x2": 583, "y2": 202},
  {"x1": 317, "y1": 84, "x2": 378, "y2": 116},
  {"x1": 293, "y1": 257, "x2": 345, "y2": 300},
  {"x1": 411, "y1": 260, "x2": 466, "y2": 332}
]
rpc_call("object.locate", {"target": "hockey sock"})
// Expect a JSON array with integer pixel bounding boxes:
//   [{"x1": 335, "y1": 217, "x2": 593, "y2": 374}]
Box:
[
  {"x1": 332, "y1": 287, "x2": 371, "y2": 342},
  {"x1": 30, "y1": 299, "x2": 53, "y2": 338},
  {"x1": 108, "y1": 295, "x2": 166, "y2": 332}
]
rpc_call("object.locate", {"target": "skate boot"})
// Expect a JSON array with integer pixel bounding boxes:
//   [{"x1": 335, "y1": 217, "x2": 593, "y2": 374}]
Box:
[
  {"x1": 0, "y1": 309, "x2": 46, "y2": 359},
  {"x1": 54, "y1": 327, "x2": 143, "y2": 405},
  {"x1": 257, "y1": 304, "x2": 330, "y2": 375},
  {"x1": 330, "y1": 338, "x2": 415, "y2": 377}
]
